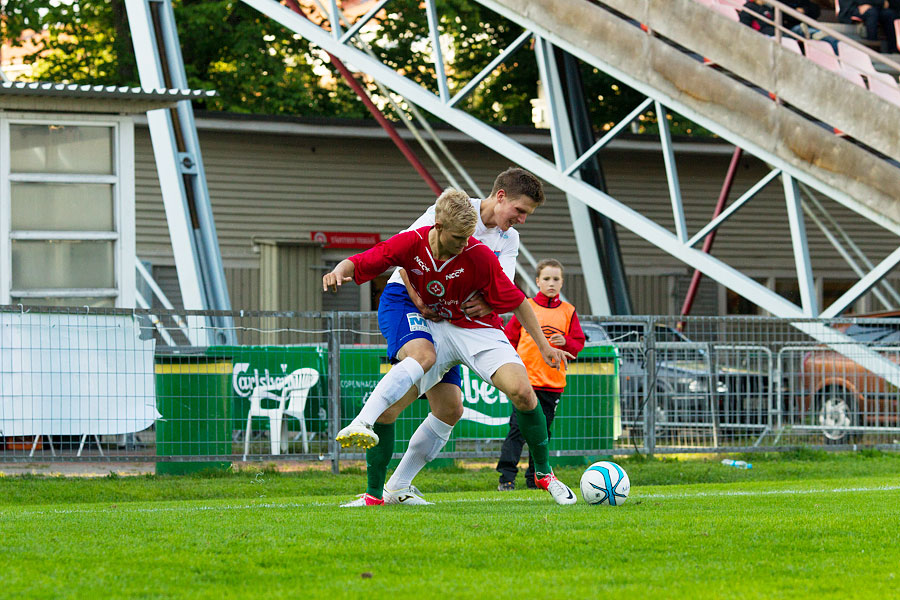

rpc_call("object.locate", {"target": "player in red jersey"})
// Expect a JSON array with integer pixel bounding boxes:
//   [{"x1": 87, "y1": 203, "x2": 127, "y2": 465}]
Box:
[{"x1": 323, "y1": 189, "x2": 578, "y2": 505}]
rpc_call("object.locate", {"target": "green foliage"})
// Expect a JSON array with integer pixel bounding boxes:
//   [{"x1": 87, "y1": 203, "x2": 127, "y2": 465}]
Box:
[
  {"x1": 3, "y1": 0, "x2": 708, "y2": 133},
  {"x1": 6, "y1": 0, "x2": 136, "y2": 84}
]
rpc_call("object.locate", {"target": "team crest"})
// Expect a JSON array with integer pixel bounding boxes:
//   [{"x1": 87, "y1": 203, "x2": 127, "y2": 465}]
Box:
[{"x1": 427, "y1": 280, "x2": 446, "y2": 297}]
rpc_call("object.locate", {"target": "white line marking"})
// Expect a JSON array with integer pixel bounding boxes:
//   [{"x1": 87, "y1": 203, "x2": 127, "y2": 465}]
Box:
[{"x1": 3, "y1": 484, "x2": 898, "y2": 518}]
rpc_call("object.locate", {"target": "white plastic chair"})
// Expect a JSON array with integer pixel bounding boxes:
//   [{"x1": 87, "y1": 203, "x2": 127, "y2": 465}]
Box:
[
  {"x1": 280, "y1": 368, "x2": 320, "y2": 454},
  {"x1": 242, "y1": 367, "x2": 320, "y2": 460}
]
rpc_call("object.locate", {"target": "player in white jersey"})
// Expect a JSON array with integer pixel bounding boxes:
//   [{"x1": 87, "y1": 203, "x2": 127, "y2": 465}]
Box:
[
  {"x1": 325, "y1": 189, "x2": 577, "y2": 506},
  {"x1": 344, "y1": 169, "x2": 543, "y2": 506}
]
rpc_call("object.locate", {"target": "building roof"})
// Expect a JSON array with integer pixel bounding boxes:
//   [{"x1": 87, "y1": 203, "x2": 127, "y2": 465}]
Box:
[{"x1": 0, "y1": 81, "x2": 216, "y2": 114}]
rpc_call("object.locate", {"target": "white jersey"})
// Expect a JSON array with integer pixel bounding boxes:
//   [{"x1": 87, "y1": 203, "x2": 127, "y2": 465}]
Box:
[{"x1": 386, "y1": 197, "x2": 520, "y2": 286}]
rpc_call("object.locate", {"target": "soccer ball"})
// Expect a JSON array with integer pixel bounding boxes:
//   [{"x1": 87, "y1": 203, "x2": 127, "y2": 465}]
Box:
[{"x1": 580, "y1": 461, "x2": 630, "y2": 506}]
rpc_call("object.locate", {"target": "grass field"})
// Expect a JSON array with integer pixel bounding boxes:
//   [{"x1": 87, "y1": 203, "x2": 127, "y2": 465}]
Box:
[{"x1": 2, "y1": 450, "x2": 899, "y2": 599}]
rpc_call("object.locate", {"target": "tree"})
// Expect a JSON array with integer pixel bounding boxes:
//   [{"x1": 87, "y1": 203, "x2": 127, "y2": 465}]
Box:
[
  {"x1": 0, "y1": 0, "x2": 707, "y2": 134},
  {"x1": 2, "y1": 0, "x2": 362, "y2": 116}
]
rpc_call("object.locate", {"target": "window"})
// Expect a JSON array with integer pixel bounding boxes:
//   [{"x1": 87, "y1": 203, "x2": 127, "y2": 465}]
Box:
[{"x1": 2, "y1": 116, "x2": 134, "y2": 307}]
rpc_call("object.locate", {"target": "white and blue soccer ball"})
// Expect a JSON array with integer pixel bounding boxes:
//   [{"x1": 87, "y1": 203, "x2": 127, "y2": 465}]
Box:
[{"x1": 580, "y1": 461, "x2": 630, "y2": 506}]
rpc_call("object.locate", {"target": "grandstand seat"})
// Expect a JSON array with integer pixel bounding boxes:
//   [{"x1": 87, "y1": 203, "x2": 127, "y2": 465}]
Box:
[
  {"x1": 781, "y1": 37, "x2": 803, "y2": 54},
  {"x1": 242, "y1": 367, "x2": 320, "y2": 459},
  {"x1": 839, "y1": 64, "x2": 868, "y2": 88},
  {"x1": 805, "y1": 39, "x2": 841, "y2": 71},
  {"x1": 711, "y1": 4, "x2": 740, "y2": 21},
  {"x1": 895, "y1": 18, "x2": 900, "y2": 52},
  {"x1": 837, "y1": 41, "x2": 876, "y2": 73},
  {"x1": 867, "y1": 72, "x2": 900, "y2": 105}
]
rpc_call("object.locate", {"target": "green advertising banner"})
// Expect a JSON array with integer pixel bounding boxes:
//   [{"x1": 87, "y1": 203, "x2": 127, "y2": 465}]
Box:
[
  {"x1": 208, "y1": 345, "x2": 329, "y2": 434},
  {"x1": 206, "y1": 343, "x2": 619, "y2": 466}
]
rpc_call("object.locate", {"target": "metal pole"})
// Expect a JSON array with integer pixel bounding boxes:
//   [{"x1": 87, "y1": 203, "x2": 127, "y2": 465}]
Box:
[
  {"x1": 328, "y1": 312, "x2": 341, "y2": 474},
  {"x1": 644, "y1": 319, "x2": 657, "y2": 456},
  {"x1": 679, "y1": 147, "x2": 743, "y2": 322}
]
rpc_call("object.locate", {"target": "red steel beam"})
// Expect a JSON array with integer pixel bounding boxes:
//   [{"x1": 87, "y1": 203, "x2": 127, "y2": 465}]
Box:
[{"x1": 679, "y1": 147, "x2": 743, "y2": 323}]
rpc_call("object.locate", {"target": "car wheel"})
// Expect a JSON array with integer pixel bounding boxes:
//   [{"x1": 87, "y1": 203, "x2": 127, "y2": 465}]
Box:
[{"x1": 817, "y1": 387, "x2": 859, "y2": 444}]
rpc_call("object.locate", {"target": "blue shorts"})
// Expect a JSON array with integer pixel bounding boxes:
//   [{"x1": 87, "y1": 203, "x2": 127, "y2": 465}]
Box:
[{"x1": 377, "y1": 282, "x2": 462, "y2": 388}]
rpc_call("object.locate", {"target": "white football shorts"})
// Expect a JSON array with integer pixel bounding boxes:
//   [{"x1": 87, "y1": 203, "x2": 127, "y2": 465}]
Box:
[{"x1": 416, "y1": 319, "x2": 524, "y2": 395}]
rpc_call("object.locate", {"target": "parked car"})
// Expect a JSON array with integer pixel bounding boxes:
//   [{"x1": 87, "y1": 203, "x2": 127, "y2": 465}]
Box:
[
  {"x1": 581, "y1": 321, "x2": 771, "y2": 438},
  {"x1": 800, "y1": 319, "x2": 900, "y2": 443}
]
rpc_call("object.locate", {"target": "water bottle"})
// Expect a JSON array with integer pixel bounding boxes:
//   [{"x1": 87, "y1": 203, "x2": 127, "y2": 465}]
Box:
[{"x1": 721, "y1": 459, "x2": 752, "y2": 469}]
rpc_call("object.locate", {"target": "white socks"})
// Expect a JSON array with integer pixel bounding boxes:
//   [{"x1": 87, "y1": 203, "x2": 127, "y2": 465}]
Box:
[
  {"x1": 357, "y1": 357, "x2": 425, "y2": 426},
  {"x1": 387, "y1": 412, "x2": 454, "y2": 491}
]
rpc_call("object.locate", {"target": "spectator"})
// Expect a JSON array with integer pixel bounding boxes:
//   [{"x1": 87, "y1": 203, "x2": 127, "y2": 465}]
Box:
[
  {"x1": 784, "y1": 0, "x2": 841, "y2": 51},
  {"x1": 839, "y1": 0, "x2": 899, "y2": 53},
  {"x1": 740, "y1": 0, "x2": 776, "y2": 35},
  {"x1": 496, "y1": 259, "x2": 585, "y2": 491}
]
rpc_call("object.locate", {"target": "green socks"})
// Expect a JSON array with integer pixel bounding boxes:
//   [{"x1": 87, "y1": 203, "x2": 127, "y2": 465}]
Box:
[
  {"x1": 515, "y1": 405, "x2": 552, "y2": 475},
  {"x1": 365, "y1": 422, "x2": 396, "y2": 498}
]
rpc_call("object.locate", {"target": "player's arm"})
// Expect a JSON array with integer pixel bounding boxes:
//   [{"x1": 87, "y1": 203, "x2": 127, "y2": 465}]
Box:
[
  {"x1": 399, "y1": 268, "x2": 441, "y2": 321},
  {"x1": 325, "y1": 230, "x2": 416, "y2": 292},
  {"x1": 512, "y1": 299, "x2": 574, "y2": 369},
  {"x1": 323, "y1": 259, "x2": 355, "y2": 292}
]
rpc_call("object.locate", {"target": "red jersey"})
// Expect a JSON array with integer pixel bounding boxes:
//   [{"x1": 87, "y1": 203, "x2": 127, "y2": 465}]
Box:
[{"x1": 350, "y1": 226, "x2": 525, "y2": 329}]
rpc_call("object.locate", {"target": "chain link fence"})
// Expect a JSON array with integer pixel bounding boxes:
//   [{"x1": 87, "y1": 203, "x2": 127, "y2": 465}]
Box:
[{"x1": 2, "y1": 306, "x2": 899, "y2": 470}]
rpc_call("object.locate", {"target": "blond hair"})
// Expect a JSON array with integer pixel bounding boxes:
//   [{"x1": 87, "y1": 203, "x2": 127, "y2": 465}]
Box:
[{"x1": 435, "y1": 188, "x2": 477, "y2": 236}]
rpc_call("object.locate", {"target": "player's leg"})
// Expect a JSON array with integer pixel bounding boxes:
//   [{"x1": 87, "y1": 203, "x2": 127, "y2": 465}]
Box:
[
  {"x1": 384, "y1": 375, "x2": 462, "y2": 504},
  {"x1": 490, "y1": 363, "x2": 576, "y2": 504},
  {"x1": 337, "y1": 284, "x2": 436, "y2": 450},
  {"x1": 524, "y1": 390, "x2": 561, "y2": 487},
  {"x1": 353, "y1": 328, "x2": 459, "y2": 507},
  {"x1": 496, "y1": 409, "x2": 525, "y2": 490}
]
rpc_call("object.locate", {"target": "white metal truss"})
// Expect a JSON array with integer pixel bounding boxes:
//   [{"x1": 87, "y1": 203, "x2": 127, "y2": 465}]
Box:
[
  {"x1": 237, "y1": 0, "x2": 900, "y2": 385},
  {"x1": 125, "y1": 0, "x2": 234, "y2": 344}
]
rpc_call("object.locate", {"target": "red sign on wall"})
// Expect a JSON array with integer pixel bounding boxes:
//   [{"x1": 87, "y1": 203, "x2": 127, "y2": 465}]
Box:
[{"x1": 311, "y1": 231, "x2": 381, "y2": 248}]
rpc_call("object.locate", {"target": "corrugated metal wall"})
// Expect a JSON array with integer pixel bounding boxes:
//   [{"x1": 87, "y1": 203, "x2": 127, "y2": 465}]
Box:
[
  {"x1": 134, "y1": 118, "x2": 899, "y2": 316},
  {"x1": 257, "y1": 240, "x2": 323, "y2": 313}
]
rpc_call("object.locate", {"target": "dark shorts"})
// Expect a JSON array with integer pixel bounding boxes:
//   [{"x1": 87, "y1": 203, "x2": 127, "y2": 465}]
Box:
[{"x1": 377, "y1": 282, "x2": 462, "y2": 388}]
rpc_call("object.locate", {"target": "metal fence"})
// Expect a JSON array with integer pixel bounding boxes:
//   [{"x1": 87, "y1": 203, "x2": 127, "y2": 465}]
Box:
[{"x1": 2, "y1": 305, "x2": 899, "y2": 470}]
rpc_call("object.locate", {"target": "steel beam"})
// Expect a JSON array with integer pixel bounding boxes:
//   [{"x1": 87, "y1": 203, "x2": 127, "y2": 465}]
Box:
[
  {"x1": 783, "y1": 174, "x2": 817, "y2": 316},
  {"x1": 535, "y1": 36, "x2": 610, "y2": 314},
  {"x1": 126, "y1": 0, "x2": 234, "y2": 344}
]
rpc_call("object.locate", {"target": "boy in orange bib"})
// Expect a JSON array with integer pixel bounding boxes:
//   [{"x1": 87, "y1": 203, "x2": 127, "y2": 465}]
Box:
[{"x1": 496, "y1": 259, "x2": 586, "y2": 490}]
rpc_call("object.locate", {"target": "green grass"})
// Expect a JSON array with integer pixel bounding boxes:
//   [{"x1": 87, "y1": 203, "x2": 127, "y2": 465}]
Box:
[{"x1": 2, "y1": 451, "x2": 899, "y2": 599}]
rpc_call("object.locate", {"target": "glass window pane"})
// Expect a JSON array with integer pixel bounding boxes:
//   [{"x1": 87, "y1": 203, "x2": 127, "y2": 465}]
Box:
[
  {"x1": 10, "y1": 124, "x2": 113, "y2": 174},
  {"x1": 11, "y1": 183, "x2": 114, "y2": 231},
  {"x1": 11, "y1": 240, "x2": 114, "y2": 289},
  {"x1": 11, "y1": 296, "x2": 115, "y2": 308}
]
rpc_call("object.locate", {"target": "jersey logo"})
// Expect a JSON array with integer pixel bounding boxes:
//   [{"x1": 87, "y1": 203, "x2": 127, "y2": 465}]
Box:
[
  {"x1": 407, "y1": 313, "x2": 429, "y2": 332},
  {"x1": 415, "y1": 256, "x2": 430, "y2": 273},
  {"x1": 541, "y1": 325, "x2": 565, "y2": 339},
  {"x1": 427, "y1": 280, "x2": 446, "y2": 297},
  {"x1": 437, "y1": 306, "x2": 453, "y2": 320},
  {"x1": 445, "y1": 268, "x2": 465, "y2": 280},
  {"x1": 411, "y1": 268, "x2": 423, "y2": 276}
]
